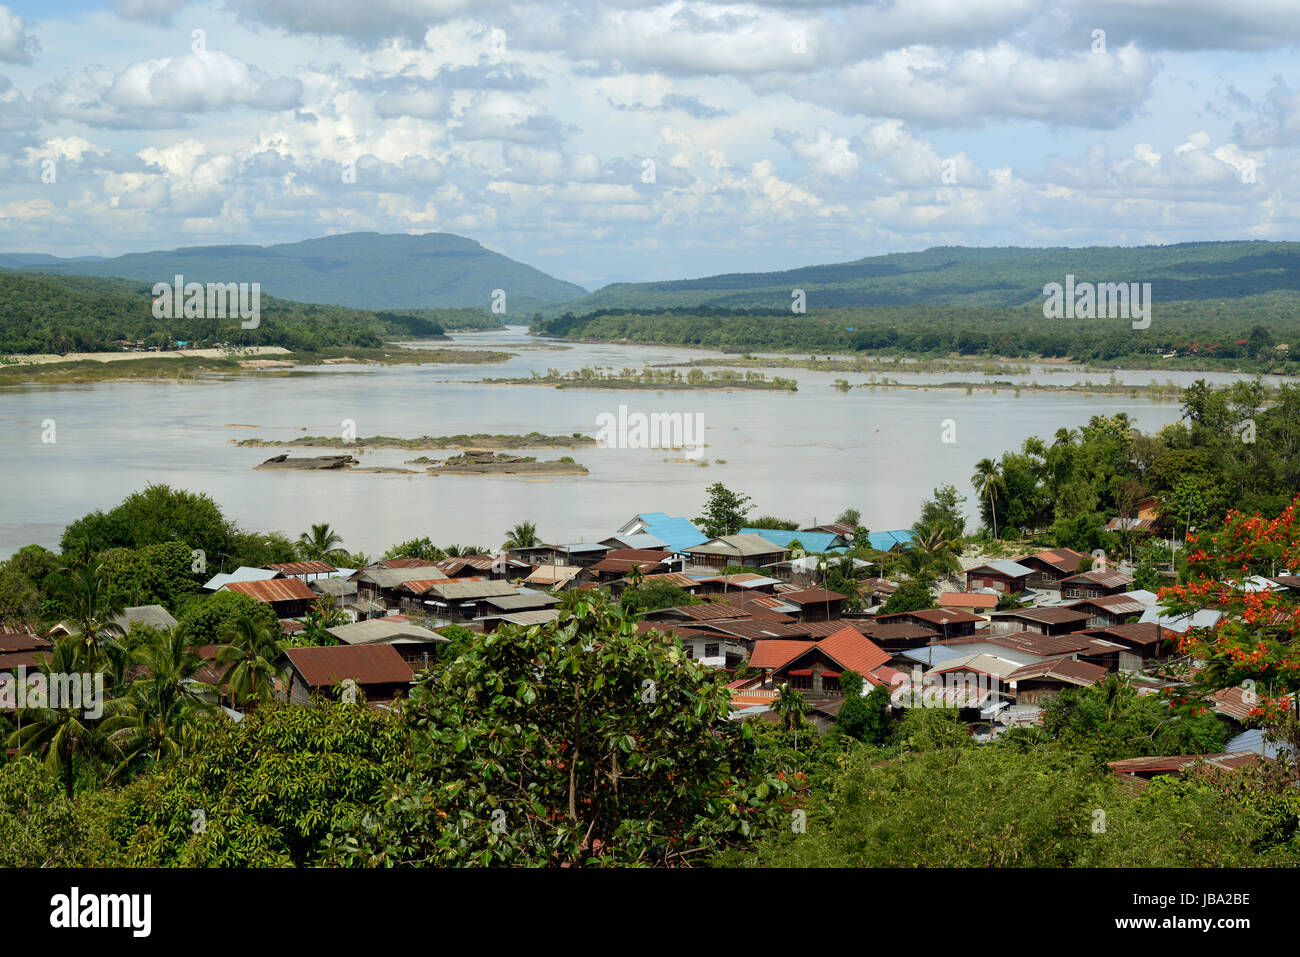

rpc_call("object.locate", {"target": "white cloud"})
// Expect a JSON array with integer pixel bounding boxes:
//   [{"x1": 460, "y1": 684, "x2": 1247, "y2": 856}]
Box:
[
  {"x1": 773, "y1": 42, "x2": 1157, "y2": 128},
  {"x1": 0, "y1": 5, "x2": 38, "y2": 64},
  {"x1": 780, "y1": 127, "x2": 860, "y2": 179},
  {"x1": 226, "y1": 0, "x2": 500, "y2": 46},
  {"x1": 109, "y1": 51, "x2": 303, "y2": 112},
  {"x1": 0, "y1": 0, "x2": 1298, "y2": 280}
]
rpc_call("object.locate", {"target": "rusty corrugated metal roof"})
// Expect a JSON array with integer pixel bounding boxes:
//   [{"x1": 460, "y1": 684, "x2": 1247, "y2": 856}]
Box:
[
  {"x1": 938, "y1": 592, "x2": 998, "y2": 609},
  {"x1": 780, "y1": 588, "x2": 850, "y2": 605},
  {"x1": 265, "y1": 560, "x2": 338, "y2": 575},
  {"x1": 223, "y1": 577, "x2": 316, "y2": 603},
  {"x1": 1060, "y1": 569, "x2": 1135, "y2": 589},
  {"x1": 284, "y1": 643, "x2": 415, "y2": 688},
  {"x1": 1007, "y1": 657, "x2": 1108, "y2": 685}
]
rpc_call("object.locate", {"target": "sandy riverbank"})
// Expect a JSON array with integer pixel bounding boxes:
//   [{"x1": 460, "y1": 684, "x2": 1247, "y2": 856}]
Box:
[{"x1": 4, "y1": 346, "x2": 292, "y2": 365}]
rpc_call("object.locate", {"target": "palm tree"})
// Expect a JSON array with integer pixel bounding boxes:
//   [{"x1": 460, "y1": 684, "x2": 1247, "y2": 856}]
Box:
[
  {"x1": 297, "y1": 523, "x2": 346, "y2": 562},
  {"x1": 6, "y1": 637, "x2": 117, "y2": 800},
  {"x1": 50, "y1": 546, "x2": 125, "y2": 670},
  {"x1": 902, "y1": 521, "x2": 962, "y2": 585},
  {"x1": 502, "y1": 520, "x2": 541, "y2": 549},
  {"x1": 773, "y1": 683, "x2": 807, "y2": 733},
  {"x1": 100, "y1": 628, "x2": 214, "y2": 777},
  {"x1": 215, "y1": 615, "x2": 287, "y2": 708},
  {"x1": 970, "y1": 458, "x2": 1007, "y2": 540},
  {"x1": 442, "y1": 544, "x2": 493, "y2": 558}
]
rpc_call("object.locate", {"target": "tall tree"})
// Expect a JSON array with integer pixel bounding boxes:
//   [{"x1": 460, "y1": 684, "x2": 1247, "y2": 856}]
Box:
[
  {"x1": 50, "y1": 544, "x2": 126, "y2": 670},
  {"x1": 6, "y1": 638, "x2": 116, "y2": 800},
  {"x1": 297, "y1": 523, "x2": 346, "y2": 562},
  {"x1": 502, "y1": 520, "x2": 541, "y2": 549},
  {"x1": 695, "y1": 482, "x2": 754, "y2": 538},
  {"x1": 325, "y1": 590, "x2": 790, "y2": 866},
  {"x1": 917, "y1": 484, "x2": 967, "y2": 540},
  {"x1": 971, "y1": 458, "x2": 1007, "y2": 540},
  {"x1": 1162, "y1": 495, "x2": 1300, "y2": 759},
  {"x1": 215, "y1": 615, "x2": 287, "y2": 708},
  {"x1": 902, "y1": 521, "x2": 962, "y2": 584},
  {"x1": 101, "y1": 627, "x2": 214, "y2": 776},
  {"x1": 773, "y1": 683, "x2": 808, "y2": 733}
]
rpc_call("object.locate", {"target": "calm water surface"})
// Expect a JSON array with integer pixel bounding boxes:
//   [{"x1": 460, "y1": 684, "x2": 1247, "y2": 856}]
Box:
[{"x1": 0, "y1": 327, "x2": 1236, "y2": 559}]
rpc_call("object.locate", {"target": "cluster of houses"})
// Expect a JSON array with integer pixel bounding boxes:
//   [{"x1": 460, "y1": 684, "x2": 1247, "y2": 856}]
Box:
[
  {"x1": 2, "y1": 511, "x2": 1290, "y2": 783},
  {"x1": 167, "y1": 514, "x2": 915, "y2": 706}
]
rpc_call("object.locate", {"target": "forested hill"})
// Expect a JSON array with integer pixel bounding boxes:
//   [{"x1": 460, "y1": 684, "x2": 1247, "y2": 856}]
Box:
[
  {"x1": 0, "y1": 271, "x2": 496, "y2": 354},
  {"x1": 555, "y1": 241, "x2": 1300, "y2": 314},
  {"x1": 0, "y1": 232, "x2": 587, "y2": 313}
]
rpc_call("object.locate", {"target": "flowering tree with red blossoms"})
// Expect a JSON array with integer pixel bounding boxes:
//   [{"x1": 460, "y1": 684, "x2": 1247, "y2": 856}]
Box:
[{"x1": 1160, "y1": 495, "x2": 1300, "y2": 754}]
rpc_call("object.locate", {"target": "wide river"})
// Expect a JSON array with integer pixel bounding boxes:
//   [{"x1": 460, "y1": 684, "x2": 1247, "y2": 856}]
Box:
[{"x1": 0, "y1": 326, "x2": 1268, "y2": 560}]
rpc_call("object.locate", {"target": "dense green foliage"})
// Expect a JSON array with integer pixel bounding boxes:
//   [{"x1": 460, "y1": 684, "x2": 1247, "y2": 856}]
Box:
[
  {"x1": 695, "y1": 482, "x2": 754, "y2": 538},
  {"x1": 322, "y1": 594, "x2": 788, "y2": 866},
  {"x1": 99, "y1": 542, "x2": 201, "y2": 610},
  {"x1": 733, "y1": 735, "x2": 1299, "y2": 867},
  {"x1": 1042, "y1": 675, "x2": 1230, "y2": 762},
  {"x1": 620, "y1": 580, "x2": 700, "y2": 615},
  {"x1": 109, "y1": 703, "x2": 410, "y2": 866},
  {"x1": 880, "y1": 580, "x2": 936, "y2": 614},
  {"x1": 534, "y1": 291, "x2": 1300, "y2": 370},
  {"x1": 62, "y1": 485, "x2": 227, "y2": 557},
  {"x1": 970, "y1": 379, "x2": 1300, "y2": 544},
  {"x1": 176, "y1": 591, "x2": 279, "y2": 645},
  {"x1": 0, "y1": 271, "x2": 457, "y2": 354}
]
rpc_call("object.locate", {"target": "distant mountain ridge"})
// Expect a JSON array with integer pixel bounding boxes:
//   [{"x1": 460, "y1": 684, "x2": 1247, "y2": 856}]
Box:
[
  {"x1": 0, "y1": 232, "x2": 586, "y2": 313},
  {"x1": 7, "y1": 236, "x2": 1299, "y2": 318},
  {"x1": 551, "y1": 241, "x2": 1300, "y2": 314}
]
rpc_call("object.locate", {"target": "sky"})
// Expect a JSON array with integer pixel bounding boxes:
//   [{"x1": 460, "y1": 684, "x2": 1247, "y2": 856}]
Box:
[{"x1": 0, "y1": 0, "x2": 1298, "y2": 289}]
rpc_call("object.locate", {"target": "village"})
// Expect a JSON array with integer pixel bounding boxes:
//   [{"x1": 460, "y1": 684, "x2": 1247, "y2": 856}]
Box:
[{"x1": 2, "y1": 502, "x2": 1268, "y2": 790}]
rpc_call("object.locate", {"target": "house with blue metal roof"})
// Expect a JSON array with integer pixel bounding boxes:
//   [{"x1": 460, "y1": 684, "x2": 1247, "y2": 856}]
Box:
[
  {"x1": 865, "y1": 530, "x2": 915, "y2": 551},
  {"x1": 600, "y1": 532, "x2": 668, "y2": 551},
  {"x1": 616, "y1": 513, "x2": 709, "y2": 554},
  {"x1": 740, "y1": 528, "x2": 850, "y2": 554}
]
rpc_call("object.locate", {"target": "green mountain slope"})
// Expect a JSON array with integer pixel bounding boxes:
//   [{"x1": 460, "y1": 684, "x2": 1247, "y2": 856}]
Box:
[
  {"x1": 0, "y1": 271, "x2": 480, "y2": 353},
  {"x1": 0, "y1": 232, "x2": 586, "y2": 312},
  {"x1": 558, "y1": 241, "x2": 1300, "y2": 313}
]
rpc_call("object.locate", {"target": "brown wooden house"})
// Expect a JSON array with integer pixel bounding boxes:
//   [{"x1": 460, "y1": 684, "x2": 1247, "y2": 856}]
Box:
[
  {"x1": 220, "y1": 577, "x2": 317, "y2": 618},
  {"x1": 873, "y1": 607, "x2": 984, "y2": 641},
  {"x1": 988, "y1": 606, "x2": 1092, "y2": 636},
  {"x1": 1015, "y1": 548, "x2": 1086, "y2": 592},
  {"x1": 280, "y1": 644, "x2": 416, "y2": 706},
  {"x1": 1059, "y1": 569, "x2": 1135, "y2": 599},
  {"x1": 964, "y1": 560, "x2": 1033, "y2": 595}
]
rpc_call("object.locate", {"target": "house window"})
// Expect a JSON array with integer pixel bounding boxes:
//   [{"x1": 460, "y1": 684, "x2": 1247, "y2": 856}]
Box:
[
  {"x1": 704, "y1": 643, "x2": 720, "y2": 658},
  {"x1": 683, "y1": 645, "x2": 694, "y2": 658}
]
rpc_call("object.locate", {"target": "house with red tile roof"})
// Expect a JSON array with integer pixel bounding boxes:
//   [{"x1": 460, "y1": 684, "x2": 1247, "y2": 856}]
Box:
[{"x1": 747, "y1": 627, "x2": 895, "y2": 697}]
